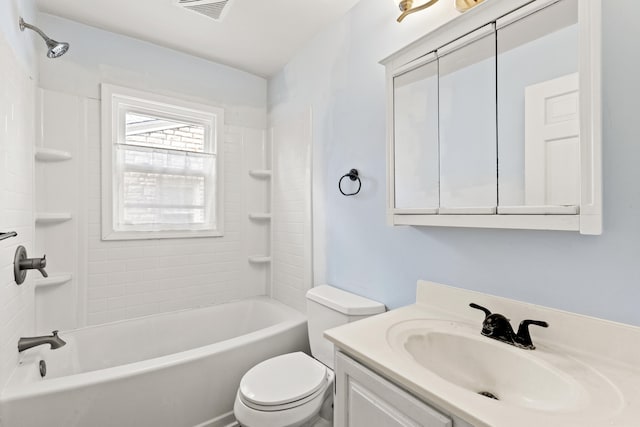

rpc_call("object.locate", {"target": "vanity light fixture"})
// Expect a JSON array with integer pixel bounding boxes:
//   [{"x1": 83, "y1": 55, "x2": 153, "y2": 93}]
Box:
[
  {"x1": 395, "y1": 0, "x2": 439, "y2": 23},
  {"x1": 395, "y1": 0, "x2": 485, "y2": 22},
  {"x1": 454, "y1": 0, "x2": 486, "y2": 13}
]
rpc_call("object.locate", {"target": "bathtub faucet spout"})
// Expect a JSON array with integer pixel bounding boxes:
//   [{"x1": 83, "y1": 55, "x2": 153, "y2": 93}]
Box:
[{"x1": 18, "y1": 330, "x2": 66, "y2": 352}]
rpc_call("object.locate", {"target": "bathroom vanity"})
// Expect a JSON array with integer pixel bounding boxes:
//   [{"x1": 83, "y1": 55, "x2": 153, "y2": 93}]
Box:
[
  {"x1": 334, "y1": 351, "x2": 471, "y2": 427},
  {"x1": 325, "y1": 281, "x2": 640, "y2": 427}
]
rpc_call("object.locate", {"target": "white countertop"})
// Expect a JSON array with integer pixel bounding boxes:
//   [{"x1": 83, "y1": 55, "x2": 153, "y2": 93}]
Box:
[{"x1": 324, "y1": 281, "x2": 640, "y2": 427}]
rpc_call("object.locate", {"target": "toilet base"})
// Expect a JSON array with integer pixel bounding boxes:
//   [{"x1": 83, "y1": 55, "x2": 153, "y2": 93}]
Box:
[
  {"x1": 234, "y1": 385, "x2": 333, "y2": 427},
  {"x1": 235, "y1": 414, "x2": 331, "y2": 427},
  {"x1": 308, "y1": 415, "x2": 332, "y2": 427}
]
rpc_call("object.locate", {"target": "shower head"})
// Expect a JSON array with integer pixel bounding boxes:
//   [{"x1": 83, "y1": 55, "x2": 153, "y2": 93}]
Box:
[
  {"x1": 45, "y1": 39, "x2": 69, "y2": 59},
  {"x1": 19, "y1": 18, "x2": 69, "y2": 59}
]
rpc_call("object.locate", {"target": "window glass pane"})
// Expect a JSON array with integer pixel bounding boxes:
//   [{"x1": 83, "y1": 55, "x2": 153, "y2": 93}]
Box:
[
  {"x1": 115, "y1": 145, "x2": 215, "y2": 230},
  {"x1": 125, "y1": 112, "x2": 207, "y2": 153},
  {"x1": 103, "y1": 85, "x2": 223, "y2": 239},
  {"x1": 122, "y1": 173, "x2": 206, "y2": 224},
  {"x1": 119, "y1": 143, "x2": 211, "y2": 175}
]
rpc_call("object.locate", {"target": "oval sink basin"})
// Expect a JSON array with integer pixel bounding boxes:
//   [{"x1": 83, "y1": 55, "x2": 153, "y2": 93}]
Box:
[
  {"x1": 404, "y1": 330, "x2": 581, "y2": 411},
  {"x1": 387, "y1": 320, "x2": 593, "y2": 412}
]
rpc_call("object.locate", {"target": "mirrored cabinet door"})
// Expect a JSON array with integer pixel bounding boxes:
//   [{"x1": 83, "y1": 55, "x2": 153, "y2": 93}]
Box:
[
  {"x1": 393, "y1": 55, "x2": 439, "y2": 211},
  {"x1": 438, "y1": 24, "x2": 497, "y2": 213},
  {"x1": 497, "y1": 0, "x2": 580, "y2": 214}
]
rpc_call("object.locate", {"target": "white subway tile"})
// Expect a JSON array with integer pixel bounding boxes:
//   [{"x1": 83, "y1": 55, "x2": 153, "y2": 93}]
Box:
[
  {"x1": 0, "y1": 37, "x2": 35, "y2": 389},
  {"x1": 84, "y1": 124, "x2": 264, "y2": 325}
]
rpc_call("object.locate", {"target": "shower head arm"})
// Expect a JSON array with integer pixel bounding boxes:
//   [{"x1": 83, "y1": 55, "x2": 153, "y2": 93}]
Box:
[
  {"x1": 19, "y1": 17, "x2": 69, "y2": 59},
  {"x1": 19, "y1": 18, "x2": 52, "y2": 43}
]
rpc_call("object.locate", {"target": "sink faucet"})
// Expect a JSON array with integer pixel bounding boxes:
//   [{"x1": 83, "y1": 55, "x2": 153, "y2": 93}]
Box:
[
  {"x1": 470, "y1": 303, "x2": 548, "y2": 350},
  {"x1": 18, "y1": 330, "x2": 66, "y2": 352}
]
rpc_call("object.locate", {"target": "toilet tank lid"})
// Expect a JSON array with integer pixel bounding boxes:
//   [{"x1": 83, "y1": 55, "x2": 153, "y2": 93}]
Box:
[{"x1": 306, "y1": 285, "x2": 386, "y2": 316}]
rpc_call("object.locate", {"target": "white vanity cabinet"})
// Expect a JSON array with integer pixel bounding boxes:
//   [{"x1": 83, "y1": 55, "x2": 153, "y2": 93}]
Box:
[
  {"x1": 384, "y1": 0, "x2": 602, "y2": 234},
  {"x1": 335, "y1": 351, "x2": 475, "y2": 427}
]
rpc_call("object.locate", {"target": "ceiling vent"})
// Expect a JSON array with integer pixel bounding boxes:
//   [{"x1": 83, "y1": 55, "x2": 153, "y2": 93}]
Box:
[{"x1": 176, "y1": 0, "x2": 235, "y2": 21}]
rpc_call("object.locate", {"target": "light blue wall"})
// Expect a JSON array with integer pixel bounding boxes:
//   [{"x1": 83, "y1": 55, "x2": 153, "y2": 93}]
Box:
[
  {"x1": 0, "y1": 0, "x2": 39, "y2": 76},
  {"x1": 36, "y1": 13, "x2": 267, "y2": 121},
  {"x1": 268, "y1": 0, "x2": 640, "y2": 325}
]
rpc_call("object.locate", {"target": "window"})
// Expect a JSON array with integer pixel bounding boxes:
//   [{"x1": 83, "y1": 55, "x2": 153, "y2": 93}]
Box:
[{"x1": 101, "y1": 84, "x2": 224, "y2": 240}]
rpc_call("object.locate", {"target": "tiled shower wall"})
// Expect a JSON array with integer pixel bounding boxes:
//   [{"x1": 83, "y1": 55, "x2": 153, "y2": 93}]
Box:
[
  {"x1": 85, "y1": 123, "x2": 266, "y2": 325},
  {"x1": 34, "y1": 13, "x2": 270, "y2": 328},
  {"x1": 37, "y1": 88, "x2": 269, "y2": 329},
  {"x1": 271, "y1": 111, "x2": 313, "y2": 313},
  {"x1": 0, "y1": 34, "x2": 36, "y2": 388}
]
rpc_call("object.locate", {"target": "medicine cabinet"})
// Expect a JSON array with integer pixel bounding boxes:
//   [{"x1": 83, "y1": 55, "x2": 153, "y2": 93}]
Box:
[{"x1": 383, "y1": 0, "x2": 602, "y2": 234}]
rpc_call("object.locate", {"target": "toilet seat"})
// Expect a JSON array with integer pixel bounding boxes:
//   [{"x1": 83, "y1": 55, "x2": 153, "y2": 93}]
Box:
[
  {"x1": 234, "y1": 368, "x2": 335, "y2": 427},
  {"x1": 238, "y1": 352, "x2": 329, "y2": 411}
]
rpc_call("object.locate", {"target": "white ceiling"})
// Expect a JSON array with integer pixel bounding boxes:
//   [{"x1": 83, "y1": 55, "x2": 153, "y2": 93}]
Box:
[{"x1": 36, "y1": 0, "x2": 362, "y2": 77}]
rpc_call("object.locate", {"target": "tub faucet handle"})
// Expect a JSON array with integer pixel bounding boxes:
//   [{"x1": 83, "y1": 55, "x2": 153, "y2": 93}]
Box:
[
  {"x1": 20, "y1": 253, "x2": 48, "y2": 277},
  {"x1": 14, "y1": 246, "x2": 48, "y2": 285},
  {"x1": 36, "y1": 254, "x2": 48, "y2": 278}
]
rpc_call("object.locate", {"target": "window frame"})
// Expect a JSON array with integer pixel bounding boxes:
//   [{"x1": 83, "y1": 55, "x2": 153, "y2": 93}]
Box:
[{"x1": 101, "y1": 84, "x2": 225, "y2": 240}]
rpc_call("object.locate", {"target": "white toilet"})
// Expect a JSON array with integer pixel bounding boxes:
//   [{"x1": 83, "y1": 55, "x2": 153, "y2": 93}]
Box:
[{"x1": 233, "y1": 285, "x2": 385, "y2": 427}]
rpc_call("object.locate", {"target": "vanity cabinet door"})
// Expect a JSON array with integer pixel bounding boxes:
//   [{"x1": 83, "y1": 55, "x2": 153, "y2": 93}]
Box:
[
  {"x1": 438, "y1": 24, "x2": 497, "y2": 213},
  {"x1": 496, "y1": 0, "x2": 580, "y2": 214},
  {"x1": 335, "y1": 352, "x2": 454, "y2": 427},
  {"x1": 392, "y1": 54, "x2": 440, "y2": 212}
]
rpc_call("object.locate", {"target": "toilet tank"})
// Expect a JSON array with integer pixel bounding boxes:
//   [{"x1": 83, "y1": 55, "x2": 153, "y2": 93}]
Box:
[{"x1": 305, "y1": 285, "x2": 385, "y2": 369}]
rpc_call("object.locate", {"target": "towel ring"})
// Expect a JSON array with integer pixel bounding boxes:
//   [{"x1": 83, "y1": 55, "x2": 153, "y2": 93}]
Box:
[{"x1": 339, "y1": 169, "x2": 361, "y2": 196}]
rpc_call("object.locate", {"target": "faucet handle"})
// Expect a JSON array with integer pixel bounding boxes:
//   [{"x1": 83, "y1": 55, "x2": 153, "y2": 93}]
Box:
[
  {"x1": 14, "y1": 247, "x2": 48, "y2": 284},
  {"x1": 516, "y1": 319, "x2": 549, "y2": 349},
  {"x1": 469, "y1": 303, "x2": 492, "y2": 318},
  {"x1": 37, "y1": 255, "x2": 48, "y2": 278},
  {"x1": 520, "y1": 320, "x2": 548, "y2": 329}
]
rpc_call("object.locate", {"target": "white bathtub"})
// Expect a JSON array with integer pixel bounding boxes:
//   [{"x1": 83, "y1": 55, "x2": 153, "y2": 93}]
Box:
[{"x1": 0, "y1": 297, "x2": 309, "y2": 427}]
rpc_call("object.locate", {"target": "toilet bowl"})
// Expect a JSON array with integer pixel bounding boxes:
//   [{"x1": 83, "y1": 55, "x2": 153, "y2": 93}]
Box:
[
  {"x1": 234, "y1": 352, "x2": 334, "y2": 427},
  {"x1": 233, "y1": 285, "x2": 385, "y2": 427}
]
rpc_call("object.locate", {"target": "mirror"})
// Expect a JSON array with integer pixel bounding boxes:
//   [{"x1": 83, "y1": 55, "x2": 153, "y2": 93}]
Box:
[
  {"x1": 497, "y1": 0, "x2": 579, "y2": 212},
  {"x1": 393, "y1": 57, "x2": 440, "y2": 210},
  {"x1": 438, "y1": 26, "x2": 497, "y2": 211}
]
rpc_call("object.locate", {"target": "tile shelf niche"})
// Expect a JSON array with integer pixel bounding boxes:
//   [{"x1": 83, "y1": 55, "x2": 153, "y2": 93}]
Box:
[
  {"x1": 35, "y1": 147, "x2": 72, "y2": 162},
  {"x1": 247, "y1": 154, "x2": 271, "y2": 265},
  {"x1": 248, "y1": 169, "x2": 272, "y2": 179},
  {"x1": 35, "y1": 273, "x2": 73, "y2": 289},
  {"x1": 35, "y1": 213, "x2": 73, "y2": 224},
  {"x1": 248, "y1": 213, "x2": 272, "y2": 220}
]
